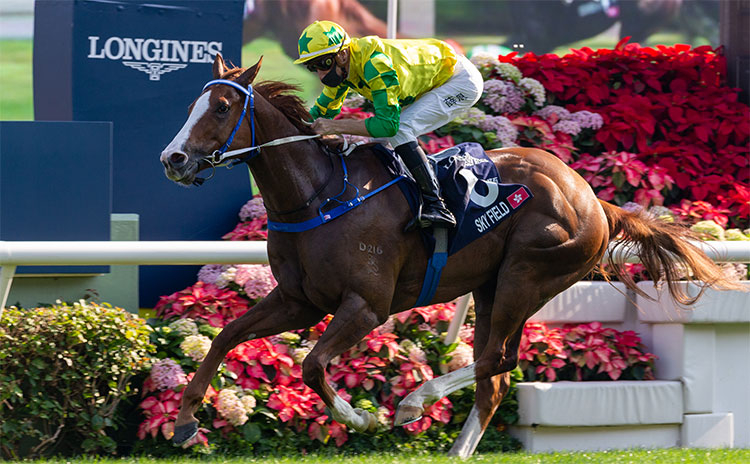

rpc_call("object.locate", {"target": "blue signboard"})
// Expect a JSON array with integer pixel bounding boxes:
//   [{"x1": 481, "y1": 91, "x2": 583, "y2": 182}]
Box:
[
  {"x1": 33, "y1": 0, "x2": 250, "y2": 306},
  {"x1": 0, "y1": 121, "x2": 112, "y2": 274}
]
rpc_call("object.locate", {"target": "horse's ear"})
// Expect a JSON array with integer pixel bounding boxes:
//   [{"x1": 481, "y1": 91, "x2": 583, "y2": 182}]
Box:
[
  {"x1": 237, "y1": 56, "x2": 263, "y2": 86},
  {"x1": 213, "y1": 53, "x2": 227, "y2": 79}
]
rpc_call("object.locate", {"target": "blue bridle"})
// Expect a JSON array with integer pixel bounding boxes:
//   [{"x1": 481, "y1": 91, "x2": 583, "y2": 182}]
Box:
[
  {"x1": 201, "y1": 79, "x2": 258, "y2": 166},
  {"x1": 195, "y1": 79, "x2": 320, "y2": 187}
]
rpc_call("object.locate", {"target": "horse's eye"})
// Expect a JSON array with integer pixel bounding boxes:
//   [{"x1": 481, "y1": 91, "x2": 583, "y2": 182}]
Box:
[{"x1": 217, "y1": 103, "x2": 230, "y2": 114}]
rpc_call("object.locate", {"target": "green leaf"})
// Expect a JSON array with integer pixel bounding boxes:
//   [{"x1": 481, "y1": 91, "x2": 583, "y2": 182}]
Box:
[
  {"x1": 92, "y1": 414, "x2": 105, "y2": 431},
  {"x1": 612, "y1": 171, "x2": 625, "y2": 188},
  {"x1": 31, "y1": 358, "x2": 46, "y2": 370},
  {"x1": 243, "y1": 422, "x2": 262, "y2": 443}
]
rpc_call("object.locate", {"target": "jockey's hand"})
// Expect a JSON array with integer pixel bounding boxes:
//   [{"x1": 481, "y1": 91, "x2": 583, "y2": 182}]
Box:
[{"x1": 311, "y1": 118, "x2": 340, "y2": 135}]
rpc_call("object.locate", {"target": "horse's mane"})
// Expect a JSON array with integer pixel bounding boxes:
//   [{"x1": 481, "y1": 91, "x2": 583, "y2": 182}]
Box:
[{"x1": 222, "y1": 67, "x2": 316, "y2": 135}]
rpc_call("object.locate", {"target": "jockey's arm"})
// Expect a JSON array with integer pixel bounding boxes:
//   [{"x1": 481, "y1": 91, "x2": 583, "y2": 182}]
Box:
[{"x1": 311, "y1": 117, "x2": 370, "y2": 136}]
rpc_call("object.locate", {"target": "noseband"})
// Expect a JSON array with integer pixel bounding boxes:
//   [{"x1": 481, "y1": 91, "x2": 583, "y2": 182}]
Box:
[{"x1": 194, "y1": 79, "x2": 320, "y2": 186}]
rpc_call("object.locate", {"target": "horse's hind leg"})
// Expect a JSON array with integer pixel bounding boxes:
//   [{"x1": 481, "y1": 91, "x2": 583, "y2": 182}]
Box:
[
  {"x1": 449, "y1": 287, "x2": 519, "y2": 457},
  {"x1": 448, "y1": 331, "x2": 521, "y2": 456},
  {"x1": 173, "y1": 289, "x2": 325, "y2": 445}
]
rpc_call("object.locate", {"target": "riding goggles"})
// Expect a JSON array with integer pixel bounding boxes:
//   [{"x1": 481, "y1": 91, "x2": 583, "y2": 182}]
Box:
[{"x1": 305, "y1": 54, "x2": 336, "y2": 72}]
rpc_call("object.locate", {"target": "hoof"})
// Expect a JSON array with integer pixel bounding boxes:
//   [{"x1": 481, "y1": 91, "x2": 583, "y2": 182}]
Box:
[
  {"x1": 172, "y1": 421, "x2": 198, "y2": 446},
  {"x1": 393, "y1": 404, "x2": 423, "y2": 426}
]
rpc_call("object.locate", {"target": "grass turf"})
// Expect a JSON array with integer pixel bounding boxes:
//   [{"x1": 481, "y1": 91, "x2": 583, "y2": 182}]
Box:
[{"x1": 25, "y1": 449, "x2": 750, "y2": 463}]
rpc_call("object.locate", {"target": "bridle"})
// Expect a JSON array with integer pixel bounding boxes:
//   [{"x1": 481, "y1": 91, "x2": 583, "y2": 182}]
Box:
[
  {"x1": 193, "y1": 79, "x2": 321, "y2": 186},
  {"x1": 194, "y1": 78, "x2": 343, "y2": 217}
]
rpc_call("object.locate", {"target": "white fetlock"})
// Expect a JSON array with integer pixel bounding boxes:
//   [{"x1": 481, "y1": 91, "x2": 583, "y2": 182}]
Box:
[
  {"x1": 353, "y1": 408, "x2": 377, "y2": 432},
  {"x1": 331, "y1": 396, "x2": 376, "y2": 432}
]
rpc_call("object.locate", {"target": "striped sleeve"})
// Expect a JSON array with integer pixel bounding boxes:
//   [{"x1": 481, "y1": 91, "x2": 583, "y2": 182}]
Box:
[
  {"x1": 310, "y1": 84, "x2": 349, "y2": 120},
  {"x1": 362, "y1": 51, "x2": 401, "y2": 138}
]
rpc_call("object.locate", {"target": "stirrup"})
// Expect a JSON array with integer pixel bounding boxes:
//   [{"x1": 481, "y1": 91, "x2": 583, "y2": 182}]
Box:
[{"x1": 404, "y1": 204, "x2": 429, "y2": 232}]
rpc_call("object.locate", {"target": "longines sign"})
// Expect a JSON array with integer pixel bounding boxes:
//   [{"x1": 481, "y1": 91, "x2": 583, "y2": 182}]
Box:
[
  {"x1": 33, "y1": 0, "x2": 246, "y2": 307},
  {"x1": 87, "y1": 36, "x2": 223, "y2": 80}
]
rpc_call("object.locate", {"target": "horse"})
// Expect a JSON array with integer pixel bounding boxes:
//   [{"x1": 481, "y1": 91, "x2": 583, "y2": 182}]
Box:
[{"x1": 159, "y1": 54, "x2": 741, "y2": 457}]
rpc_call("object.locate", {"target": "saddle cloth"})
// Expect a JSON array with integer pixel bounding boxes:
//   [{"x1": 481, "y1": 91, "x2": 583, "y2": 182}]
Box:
[{"x1": 372, "y1": 142, "x2": 533, "y2": 255}]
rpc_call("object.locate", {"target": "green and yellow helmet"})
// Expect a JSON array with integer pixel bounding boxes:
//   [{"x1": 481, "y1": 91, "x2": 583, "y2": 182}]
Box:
[{"x1": 293, "y1": 20, "x2": 351, "y2": 64}]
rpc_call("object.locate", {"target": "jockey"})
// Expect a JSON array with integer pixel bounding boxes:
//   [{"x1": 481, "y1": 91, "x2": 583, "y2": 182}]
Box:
[{"x1": 294, "y1": 20, "x2": 483, "y2": 230}]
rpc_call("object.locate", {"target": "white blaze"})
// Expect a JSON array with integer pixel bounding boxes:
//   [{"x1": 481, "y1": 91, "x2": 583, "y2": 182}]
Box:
[{"x1": 161, "y1": 92, "x2": 212, "y2": 160}]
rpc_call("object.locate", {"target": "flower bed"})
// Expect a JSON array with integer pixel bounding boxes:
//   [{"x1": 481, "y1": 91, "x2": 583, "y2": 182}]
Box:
[{"x1": 494, "y1": 40, "x2": 749, "y2": 227}]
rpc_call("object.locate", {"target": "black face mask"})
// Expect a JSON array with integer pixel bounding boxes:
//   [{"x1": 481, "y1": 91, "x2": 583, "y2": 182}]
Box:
[{"x1": 321, "y1": 64, "x2": 346, "y2": 87}]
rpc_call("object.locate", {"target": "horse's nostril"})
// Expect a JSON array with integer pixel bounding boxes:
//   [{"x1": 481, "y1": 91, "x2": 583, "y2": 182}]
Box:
[{"x1": 169, "y1": 152, "x2": 188, "y2": 167}]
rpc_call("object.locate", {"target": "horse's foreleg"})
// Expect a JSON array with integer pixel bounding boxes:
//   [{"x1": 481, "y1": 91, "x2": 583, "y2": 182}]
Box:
[
  {"x1": 173, "y1": 289, "x2": 325, "y2": 445},
  {"x1": 302, "y1": 290, "x2": 384, "y2": 433}
]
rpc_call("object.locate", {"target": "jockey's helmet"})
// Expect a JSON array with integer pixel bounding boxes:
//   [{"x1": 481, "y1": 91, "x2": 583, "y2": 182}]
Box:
[{"x1": 294, "y1": 21, "x2": 350, "y2": 64}]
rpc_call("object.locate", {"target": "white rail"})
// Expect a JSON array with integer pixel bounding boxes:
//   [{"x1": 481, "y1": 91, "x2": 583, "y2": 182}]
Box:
[{"x1": 1, "y1": 240, "x2": 748, "y2": 315}]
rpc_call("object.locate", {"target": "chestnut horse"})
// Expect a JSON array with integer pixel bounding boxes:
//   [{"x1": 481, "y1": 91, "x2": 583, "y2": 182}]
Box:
[{"x1": 159, "y1": 54, "x2": 739, "y2": 456}]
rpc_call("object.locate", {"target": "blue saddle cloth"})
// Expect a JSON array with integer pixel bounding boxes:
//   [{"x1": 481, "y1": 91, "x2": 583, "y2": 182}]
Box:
[{"x1": 373, "y1": 142, "x2": 533, "y2": 255}]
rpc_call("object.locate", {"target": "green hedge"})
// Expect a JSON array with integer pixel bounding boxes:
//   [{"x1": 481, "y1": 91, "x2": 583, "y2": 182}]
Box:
[{"x1": 0, "y1": 302, "x2": 153, "y2": 459}]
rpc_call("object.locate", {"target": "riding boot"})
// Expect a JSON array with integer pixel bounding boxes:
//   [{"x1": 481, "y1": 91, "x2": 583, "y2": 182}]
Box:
[{"x1": 395, "y1": 141, "x2": 456, "y2": 230}]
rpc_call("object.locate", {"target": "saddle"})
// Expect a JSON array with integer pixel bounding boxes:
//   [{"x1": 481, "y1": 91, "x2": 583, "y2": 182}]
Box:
[
  {"x1": 373, "y1": 142, "x2": 532, "y2": 256},
  {"x1": 373, "y1": 142, "x2": 533, "y2": 306}
]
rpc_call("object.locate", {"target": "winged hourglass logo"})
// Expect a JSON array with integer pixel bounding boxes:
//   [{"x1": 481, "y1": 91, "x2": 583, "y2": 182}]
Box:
[{"x1": 122, "y1": 62, "x2": 187, "y2": 81}]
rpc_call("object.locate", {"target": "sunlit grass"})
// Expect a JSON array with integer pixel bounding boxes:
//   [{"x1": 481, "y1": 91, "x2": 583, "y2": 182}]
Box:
[
  {"x1": 0, "y1": 39, "x2": 33, "y2": 120},
  {"x1": 26, "y1": 448, "x2": 750, "y2": 464}
]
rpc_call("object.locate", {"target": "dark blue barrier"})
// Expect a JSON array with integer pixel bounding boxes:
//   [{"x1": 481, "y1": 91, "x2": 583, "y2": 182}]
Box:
[
  {"x1": 33, "y1": 0, "x2": 248, "y2": 306},
  {"x1": 0, "y1": 121, "x2": 112, "y2": 274}
]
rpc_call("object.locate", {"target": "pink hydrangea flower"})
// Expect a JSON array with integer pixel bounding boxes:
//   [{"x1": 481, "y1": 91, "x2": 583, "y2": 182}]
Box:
[
  {"x1": 447, "y1": 342, "x2": 474, "y2": 372},
  {"x1": 552, "y1": 119, "x2": 582, "y2": 136},
  {"x1": 215, "y1": 389, "x2": 249, "y2": 427},
  {"x1": 239, "y1": 197, "x2": 267, "y2": 222},
  {"x1": 150, "y1": 358, "x2": 187, "y2": 391},
  {"x1": 197, "y1": 264, "x2": 225, "y2": 286},
  {"x1": 534, "y1": 105, "x2": 571, "y2": 123},
  {"x1": 483, "y1": 79, "x2": 525, "y2": 114},
  {"x1": 237, "y1": 264, "x2": 277, "y2": 299},
  {"x1": 571, "y1": 110, "x2": 604, "y2": 130}
]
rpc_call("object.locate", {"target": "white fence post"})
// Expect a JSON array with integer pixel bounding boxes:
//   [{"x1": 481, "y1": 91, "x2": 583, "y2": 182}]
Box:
[{"x1": 0, "y1": 265, "x2": 17, "y2": 315}]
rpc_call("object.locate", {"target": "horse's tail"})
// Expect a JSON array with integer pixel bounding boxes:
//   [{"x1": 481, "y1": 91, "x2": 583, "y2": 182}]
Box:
[{"x1": 598, "y1": 199, "x2": 744, "y2": 306}]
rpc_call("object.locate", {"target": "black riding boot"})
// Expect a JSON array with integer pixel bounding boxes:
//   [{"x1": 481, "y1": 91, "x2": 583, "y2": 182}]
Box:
[{"x1": 395, "y1": 141, "x2": 456, "y2": 230}]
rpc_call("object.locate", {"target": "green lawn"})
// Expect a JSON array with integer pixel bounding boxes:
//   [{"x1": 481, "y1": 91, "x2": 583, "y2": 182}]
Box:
[
  {"x1": 26, "y1": 449, "x2": 750, "y2": 463},
  {"x1": 0, "y1": 39, "x2": 33, "y2": 120}
]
